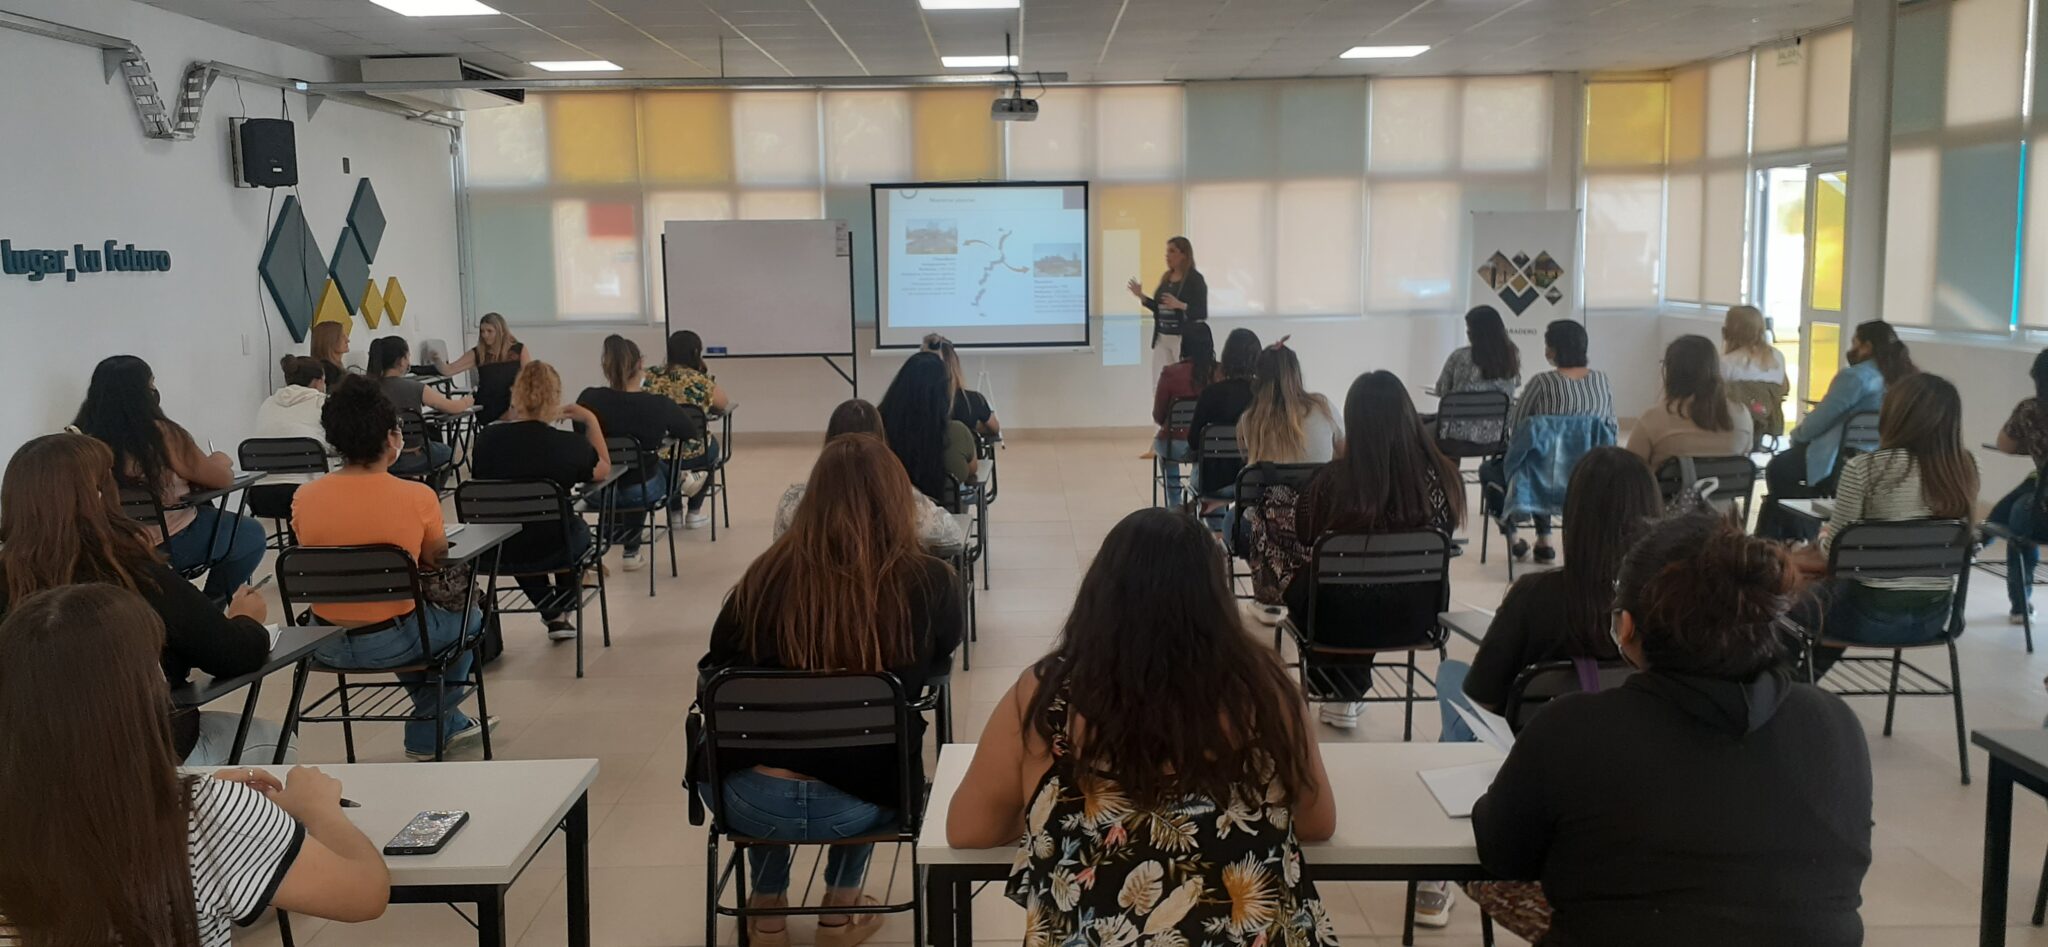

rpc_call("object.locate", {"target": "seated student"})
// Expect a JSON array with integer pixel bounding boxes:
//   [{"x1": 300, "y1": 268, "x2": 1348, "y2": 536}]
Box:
[
  {"x1": 1242, "y1": 341, "x2": 1340, "y2": 465},
  {"x1": 695, "y1": 434, "x2": 963, "y2": 947},
  {"x1": 1150, "y1": 322, "x2": 1217, "y2": 507},
  {"x1": 433, "y1": 312, "x2": 531, "y2": 424},
  {"x1": 1761, "y1": 320, "x2": 1916, "y2": 536},
  {"x1": 774, "y1": 399, "x2": 965, "y2": 549},
  {"x1": 472, "y1": 362, "x2": 612, "y2": 637},
  {"x1": 294, "y1": 376, "x2": 496, "y2": 760},
  {"x1": 0, "y1": 433, "x2": 289, "y2": 765},
  {"x1": 1273, "y1": 371, "x2": 1462, "y2": 732},
  {"x1": 1625, "y1": 334, "x2": 1752, "y2": 469},
  {"x1": 1794, "y1": 373, "x2": 1978, "y2": 677},
  {"x1": 1720, "y1": 305, "x2": 1789, "y2": 448},
  {"x1": 366, "y1": 336, "x2": 472, "y2": 479},
  {"x1": 250, "y1": 355, "x2": 333, "y2": 525},
  {"x1": 924, "y1": 333, "x2": 1002, "y2": 437},
  {"x1": 1471, "y1": 514, "x2": 1872, "y2": 947},
  {"x1": 1188, "y1": 327, "x2": 1262, "y2": 497},
  {"x1": 576, "y1": 335, "x2": 703, "y2": 570},
  {"x1": 948, "y1": 508, "x2": 1337, "y2": 945},
  {"x1": 310, "y1": 320, "x2": 351, "y2": 389},
  {"x1": 0, "y1": 585, "x2": 390, "y2": 944},
  {"x1": 73, "y1": 355, "x2": 267, "y2": 601},
  {"x1": 1481, "y1": 319, "x2": 1614, "y2": 564},
  {"x1": 1434, "y1": 305, "x2": 1522, "y2": 450},
  {"x1": 1991, "y1": 349, "x2": 2048, "y2": 624},
  {"x1": 878, "y1": 351, "x2": 978, "y2": 507},
  {"x1": 642, "y1": 329, "x2": 729, "y2": 529}
]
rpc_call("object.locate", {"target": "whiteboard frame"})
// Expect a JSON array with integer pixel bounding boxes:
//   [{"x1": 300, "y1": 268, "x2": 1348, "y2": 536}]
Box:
[
  {"x1": 660, "y1": 229, "x2": 860, "y2": 393},
  {"x1": 868, "y1": 180, "x2": 1093, "y2": 351}
]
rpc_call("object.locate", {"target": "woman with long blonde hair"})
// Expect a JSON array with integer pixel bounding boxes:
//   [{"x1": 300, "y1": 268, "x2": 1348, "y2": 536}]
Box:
[
  {"x1": 922, "y1": 333, "x2": 1001, "y2": 436},
  {"x1": 434, "y1": 312, "x2": 532, "y2": 423},
  {"x1": 695, "y1": 433, "x2": 963, "y2": 947},
  {"x1": 1240, "y1": 343, "x2": 1339, "y2": 464},
  {"x1": 1720, "y1": 305, "x2": 1788, "y2": 449}
]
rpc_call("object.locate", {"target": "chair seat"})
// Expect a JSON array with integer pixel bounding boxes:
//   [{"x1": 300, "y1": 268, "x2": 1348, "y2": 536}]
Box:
[
  {"x1": 309, "y1": 660, "x2": 437, "y2": 675},
  {"x1": 718, "y1": 829, "x2": 909, "y2": 847},
  {"x1": 1816, "y1": 636, "x2": 1957, "y2": 651}
]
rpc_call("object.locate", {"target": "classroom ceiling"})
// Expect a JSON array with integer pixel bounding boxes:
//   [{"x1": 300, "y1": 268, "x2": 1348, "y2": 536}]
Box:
[{"x1": 138, "y1": 0, "x2": 1855, "y2": 82}]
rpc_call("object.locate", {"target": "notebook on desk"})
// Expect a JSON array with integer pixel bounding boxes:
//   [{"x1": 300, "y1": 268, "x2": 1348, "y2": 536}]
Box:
[{"x1": 443, "y1": 524, "x2": 466, "y2": 540}]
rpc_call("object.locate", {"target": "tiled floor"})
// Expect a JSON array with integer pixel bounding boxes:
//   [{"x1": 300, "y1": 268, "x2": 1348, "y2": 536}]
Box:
[{"x1": 227, "y1": 432, "x2": 2048, "y2": 946}]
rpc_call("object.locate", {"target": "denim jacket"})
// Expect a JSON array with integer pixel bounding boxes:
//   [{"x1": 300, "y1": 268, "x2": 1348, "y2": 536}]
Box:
[
  {"x1": 1790, "y1": 360, "x2": 1885, "y2": 485},
  {"x1": 1502, "y1": 414, "x2": 1619, "y2": 519}
]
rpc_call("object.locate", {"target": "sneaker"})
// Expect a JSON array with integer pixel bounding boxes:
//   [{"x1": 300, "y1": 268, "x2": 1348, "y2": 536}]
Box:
[
  {"x1": 1533, "y1": 543, "x2": 1557, "y2": 565},
  {"x1": 545, "y1": 619, "x2": 578, "y2": 641},
  {"x1": 1318, "y1": 703, "x2": 1363, "y2": 730},
  {"x1": 684, "y1": 511, "x2": 712, "y2": 530},
  {"x1": 621, "y1": 549, "x2": 648, "y2": 571},
  {"x1": 2012, "y1": 608, "x2": 2035, "y2": 626},
  {"x1": 1253, "y1": 604, "x2": 1286, "y2": 627},
  {"x1": 1510, "y1": 538, "x2": 1530, "y2": 561},
  {"x1": 667, "y1": 509, "x2": 684, "y2": 529},
  {"x1": 405, "y1": 715, "x2": 500, "y2": 761},
  {"x1": 1413, "y1": 881, "x2": 1455, "y2": 928}
]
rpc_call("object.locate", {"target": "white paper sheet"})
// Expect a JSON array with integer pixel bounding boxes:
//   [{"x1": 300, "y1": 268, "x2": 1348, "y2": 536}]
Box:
[
  {"x1": 1420, "y1": 759, "x2": 1504, "y2": 818},
  {"x1": 1451, "y1": 699, "x2": 1517, "y2": 754}
]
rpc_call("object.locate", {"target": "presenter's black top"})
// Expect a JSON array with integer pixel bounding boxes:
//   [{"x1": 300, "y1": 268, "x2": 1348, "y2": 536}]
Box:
[
  {"x1": 1472, "y1": 670, "x2": 1872, "y2": 947},
  {"x1": 1142, "y1": 268, "x2": 1208, "y2": 345},
  {"x1": 472, "y1": 343, "x2": 525, "y2": 424}
]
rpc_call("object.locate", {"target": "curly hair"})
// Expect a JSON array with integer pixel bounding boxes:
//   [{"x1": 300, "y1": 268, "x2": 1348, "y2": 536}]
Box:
[{"x1": 320, "y1": 375, "x2": 398, "y2": 465}]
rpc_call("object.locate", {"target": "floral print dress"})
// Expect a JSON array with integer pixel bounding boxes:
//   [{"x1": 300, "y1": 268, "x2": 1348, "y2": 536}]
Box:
[
  {"x1": 1006, "y1": 687, "x2": 1337, "y2": 947},
  {"x1": 642, "y1": 364, "x2": 715, "y2": 461}
]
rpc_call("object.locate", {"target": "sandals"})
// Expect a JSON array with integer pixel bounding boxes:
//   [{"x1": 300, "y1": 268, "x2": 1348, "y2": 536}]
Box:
[{"x1": 815, "y1": 897, "x2": 884, "y2": 947}]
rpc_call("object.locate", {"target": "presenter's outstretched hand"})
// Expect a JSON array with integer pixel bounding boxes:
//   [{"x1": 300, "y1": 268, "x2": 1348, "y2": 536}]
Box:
[
  {"x1": 1126, "y1": 278, "x2": 1145, "y2": 299},
  {"x1": 1159, "y1": 292, "x2": 1183, "y2": 311}
]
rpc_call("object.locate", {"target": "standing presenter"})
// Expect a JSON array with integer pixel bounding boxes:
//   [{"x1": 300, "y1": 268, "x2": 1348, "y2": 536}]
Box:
[{"x1": 1128, "y1": 236, "x2": 1208, "y2": 386}]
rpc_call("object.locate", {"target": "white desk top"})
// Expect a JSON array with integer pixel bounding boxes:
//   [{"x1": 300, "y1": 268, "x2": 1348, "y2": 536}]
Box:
[
  {"x1": 189, "y1": 759, "x2": 598, "y2": 887},
  {"x1": 917, "y1": 742, "x2": 1496, "y2": 868}
]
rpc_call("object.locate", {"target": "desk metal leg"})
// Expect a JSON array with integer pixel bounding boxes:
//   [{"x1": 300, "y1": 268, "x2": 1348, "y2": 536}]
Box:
[
  {"x1": 954, "y1": 878, "x2": 974, "y2": 946},
  {"x1": 1986, "y1": 758, "x2": 2016, "y2": 946},
  {"x1": 227, "y1": 678, "x2": 264, "y2": 765},
  {"x1": 275, "y1": 661, "x2": 311, "y2": 766},
  {"x1": 924, "y1": 868, "x2": 953, "y2": 947},
  {"x1": 567, "y1": 794, "x2": 591, "y2": 947},
  {"x1": 477, "y1": 887, "x2": 508, "y2": 947}
]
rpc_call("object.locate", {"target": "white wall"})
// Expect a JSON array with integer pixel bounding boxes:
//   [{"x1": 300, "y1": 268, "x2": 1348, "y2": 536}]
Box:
[{"x1": 0, "y1": 0, "x2": 463, "y2": 457}]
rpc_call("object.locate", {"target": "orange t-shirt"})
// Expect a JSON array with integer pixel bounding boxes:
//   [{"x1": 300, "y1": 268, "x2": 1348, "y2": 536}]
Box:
[{"x1": 290, "y1": 471, "x2": 444, "y2": 625}]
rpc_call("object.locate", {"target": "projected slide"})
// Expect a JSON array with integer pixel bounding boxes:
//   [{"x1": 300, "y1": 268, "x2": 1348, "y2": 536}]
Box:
[{"x1": 872, "y1": 183, "x2": 1090, "y2": 348}]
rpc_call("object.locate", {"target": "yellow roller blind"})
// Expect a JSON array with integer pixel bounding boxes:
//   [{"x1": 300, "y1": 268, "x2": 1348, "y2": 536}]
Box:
[
  {"x1": 1584, "y1": 81, "x2": 1668, "y2": 168},
  {"x1": 913, "y1": 88, "x2": 1000, "y2": 180},
  {"x1": 1097, "y1": 184, "x2": 1184, "y2": 316},
  {"x1": 639, "y1": 92, "x2": 732, "y2": 185},
  {"x1": 550, "y1": 92, "x2": 639, "y2": 184},
  {"x1": 1668, "y1": 68, "x2": 1706, "y2": 163}
]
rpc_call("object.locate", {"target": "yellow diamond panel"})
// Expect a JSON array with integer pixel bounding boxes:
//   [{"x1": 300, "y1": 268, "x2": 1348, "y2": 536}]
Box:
[
  {"x1": 313, "y1": 279, "x2": 352, "y2": 335},
  {"x1": 384, "y1": 277, "x2": 408, "y2": 326},
  {"x1": 360, "y1": 279, "x2": 386, "y2": 328}
]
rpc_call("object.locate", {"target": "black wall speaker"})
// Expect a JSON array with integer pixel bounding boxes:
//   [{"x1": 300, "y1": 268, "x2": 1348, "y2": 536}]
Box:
[{"x1": 234, "y1": 118, "x2": 298, "y2": 188}]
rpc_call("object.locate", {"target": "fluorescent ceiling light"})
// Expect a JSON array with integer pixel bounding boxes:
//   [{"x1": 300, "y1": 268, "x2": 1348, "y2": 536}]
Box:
[
  {"x1": 367, "y1": 0, "x2": 500, "y2": 16},
  {"x1": 1340, "y1": 45, "x2": 1430, "y2": 59},
  {"x1": 941, "y1": 55, "x2": 1018, "y2": 68},
  {"x1": 920, "y1": 0, "x2": 1021, "y2": 9},
  {"x1": 530, "y1": 60, "x2": 623, "y2": 72}
]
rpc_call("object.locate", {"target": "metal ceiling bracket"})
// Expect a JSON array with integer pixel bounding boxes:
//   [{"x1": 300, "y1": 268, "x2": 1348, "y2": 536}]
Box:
[{"x1": 305, "y1": 93, "x2": 325, "y2": 120}]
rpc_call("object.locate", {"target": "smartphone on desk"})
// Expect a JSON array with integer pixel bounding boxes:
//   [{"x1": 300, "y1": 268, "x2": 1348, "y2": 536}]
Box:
[{"x1": 384, "y1": 809, "x2": 469, "y2": 856}]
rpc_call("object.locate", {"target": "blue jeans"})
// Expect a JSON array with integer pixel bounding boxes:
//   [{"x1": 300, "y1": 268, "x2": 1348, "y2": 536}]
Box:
[
  {"x1": 164, "y1": 505, "x2": 267, "y2": 600},
  {"x1": 701, "y1": 769, "x2": 896, "y2": 896},
  {"x1": 1435, "y1": 660, "x2": 1478, "y2": 743},
  {"x1": 507, "y1": 521, "x2": 592, "y2": 621},
  {"x1": 1154, "y1": 437, "x2": 1191, "y2": 507},
  {"x1": 1992, "y1": 482, "x2": 2042, "y2": 614},
  {"x1": 609, "y1": 471, "x2": 667, "y2": 554},
  {"x1": 389, "y1": 441, "x2": 454, "y2": 477},
  {"x1": 313, "y1": 605, "x2": 483, "y2": 756},
  {"x1": 1803, "y1": 580, "x2": 1953, "y2": 679}
]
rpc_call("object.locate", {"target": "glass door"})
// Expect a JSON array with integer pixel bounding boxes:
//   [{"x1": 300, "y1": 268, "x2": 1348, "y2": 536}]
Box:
[
  {"x1": 1802, "y1": 168, "x2": 1848, "y2": 411},
  {"x1": 1756, "y1": 167, "x2": 1811, "y2": 417}
]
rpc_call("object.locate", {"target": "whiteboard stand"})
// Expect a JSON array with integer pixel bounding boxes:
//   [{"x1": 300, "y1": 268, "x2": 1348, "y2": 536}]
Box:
[{"x1": 659, "y1": 223, "x2": 860, "y2": 399}]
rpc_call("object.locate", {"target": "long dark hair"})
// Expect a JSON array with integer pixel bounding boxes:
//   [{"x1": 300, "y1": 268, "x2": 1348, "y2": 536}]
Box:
[
  {"x1": 878, "y1": 352, "x2": 956, "y2": 501},
  {"x1": 1662, "y1": 334, "x2": 1734, "y2": 432},
  {"x1": 1465, "y1": 306, "x2": 1519, "y2": 381},
  {"x1": 1877, "y1": 373, "x2": 1978, "y2": 522},
  {"x1": 1220, "y1": 328, "x2": 1261, "y2": 380},
  {"x1": 666, "y1": 330, "x2": 708, "y2": 373},
  {"x1": 1027, "y1": 509, "x2": 1314, "y2": 808},
  {"x1": 1312, "y1": 371, "x2": 1465, "y2": 531},
  {"x1": 1179, "y1": 322, "x2": 1218, "y2": 388},
  {"x1": 1549, "y1": 447, "x2": 1660, "y2": 654},
  {"x1": 1616, "y1": 514, "x2": 1798, "y2": 679},
  {"x1": 0, "y1": 584, "x2": 203, "y2": 947},
  {"x1": 1853, "y1": 320, "x2": 1917, "y2": 384},
  {"x1": 0, "y1": 434, "x2": 163, "y2": 605},
  {"x1": 601, "y1": 334, "x2": 642, "y2": 389},
  {"x1": 72, "y1": 355, "x2": 182, "y2": 491},
  {"x1": 2029, "y1": 349, "x2": 2048, "y2": 405},
  {"x1": 365, "y1": 336, "x2": 409, "y2": 376}
]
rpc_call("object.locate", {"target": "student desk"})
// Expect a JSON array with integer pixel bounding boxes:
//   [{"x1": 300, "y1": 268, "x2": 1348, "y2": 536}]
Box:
[
  {"x1": 1440, "y1": 608, "x2": 1495, "y2": 646},
  {"x1": 171, "y1": 623, "x2": 344, "y2": 765},
  {"x1": 1779, "y1": 497, "x2": 1831, "y2": 532},
  {"x1": 1973, "y1": 729, "x2": 2048, "y2": 945},
  {"x1": 918, "y1": 742, "x2": 1497, "y2": 947},
  {"x1": 442, "y1": 521, "x2": 520, "y2": 566},
  {"x1": 178, "y1": 470, "x2": 269, "y2": 509},
  {"x1": 191, "y1": 759, "x2": 598, "y2": 947}
]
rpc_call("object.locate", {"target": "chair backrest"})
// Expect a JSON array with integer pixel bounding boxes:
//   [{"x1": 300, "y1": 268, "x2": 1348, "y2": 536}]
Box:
[
  {"x1": 1233, "y1": 461, "x2": 1323, "y2": 503},
  {"x1": 1164, "y1": 398, "x2": 1199, "y2": 442},
  {"x1": 455, "y1": 478, "x2": 573, "y2": 526},
  {"x1": 117, "y1": 483, "x2": 170, "y2": 537},
  {"x1": 1841, "y1": 411, "x2": 1882, "y2": 457},
  {"x1": 398, "y1": 408, "x2": 429, "y2": 452},
  {"x1": 238, "y1": 437, "x2": 328, "y2": 476},
  {"x1": 1827, "y1": 519, "x2": 1974, "y2": 632},
  {"x1": 1503, "y1": 659, "x2": 1634, "y2": 733},
  {"x1": 697, "y1": 669, "x2": 921, "y2": 823},
  {"x1": 274, "y1": 545, "x2": 433, "y2": 650},
  {"x1": 604, "y1": 435, "x2": 643, "y2": 471},
  {"x1": 1197, "y1": 423, "x2": 1244, "y2": 462},
  {"x1": 1655, "y1": 454, "x2": 1758, "y2": 506},
  {"x1": 1436, "y1": 389, "x2": 1511, "y2": 423},
  {"x1": 1301, "y1": 529, "x2": 1452, "y2": 647}
]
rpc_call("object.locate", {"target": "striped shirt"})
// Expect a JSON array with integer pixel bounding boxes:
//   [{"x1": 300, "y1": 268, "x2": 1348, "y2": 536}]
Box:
[
  {"x1": 1509, "y1": 369, "x2": 1615, "y2": 432},
  {"x1": 0, "y1": 778, "x2": 304, "y2": 947},
  {"x1": 1820, "y1": 448, "x2": 1951, "y2": 592}
]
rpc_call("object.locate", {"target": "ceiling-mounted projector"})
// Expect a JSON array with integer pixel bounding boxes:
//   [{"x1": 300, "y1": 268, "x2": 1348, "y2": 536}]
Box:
[{"x1": 991, "y1": 96, "x2": 1039, "y2": 121}]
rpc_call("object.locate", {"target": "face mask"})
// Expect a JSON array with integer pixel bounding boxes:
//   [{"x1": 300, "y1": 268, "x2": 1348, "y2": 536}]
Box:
[{"x1": 1609, "y1": 609, "x2": 1638, "y2": 670}]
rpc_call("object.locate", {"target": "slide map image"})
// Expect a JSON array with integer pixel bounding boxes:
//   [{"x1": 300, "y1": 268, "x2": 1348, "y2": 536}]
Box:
[{"x1": 886, "y1": 187, "x2": 1087, "y2": 329}]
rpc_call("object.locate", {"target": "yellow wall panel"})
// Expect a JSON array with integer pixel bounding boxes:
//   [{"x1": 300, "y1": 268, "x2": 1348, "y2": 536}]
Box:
[
  {"x1": 1584, "y1": 81, "x2": 1668, "y2": 168},
  {"x1": 1667, "y1": 68, "x2": 1706, "y2": 164},
  {"x1": 550, "y1": 92, "x2": 640, "y2": 184},
  {"x1": 1806, "y1": 321, "x2": 1841, "y2": 409},
  {"x1": 639, "y1": 92, "x2": 732, "y2": 184},
  {"x1": 1810, "y1": 172, "x2": 1847, "y2": 312},
  {"x1": 1097, "y1": 184, "x2": 1184, "y2": 316},
  {"x1": 913, "y1": 88, "x2": 999, "y2": 180}
]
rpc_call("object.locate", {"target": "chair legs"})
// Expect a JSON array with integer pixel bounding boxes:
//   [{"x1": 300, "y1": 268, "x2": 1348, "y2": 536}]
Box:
[
  {"x1": 1882, "y1": 649, "x2": 1903, "y2": 737},
  {"x1": 336, "y1": 674, "x2": 358, "y2": 764},
  {"x1": 1402, "y1": 652, "x2": 1417, "y2": 742},
  {"x1": 2033, "y1": 842, "x2": 2048, "y2": 926},
  {"x1": 1949, "y1": 640, "x2": 1970, "y2": 786},
  {"x1": 706, "y1": 835, "x2": 723, "y2": 947}
]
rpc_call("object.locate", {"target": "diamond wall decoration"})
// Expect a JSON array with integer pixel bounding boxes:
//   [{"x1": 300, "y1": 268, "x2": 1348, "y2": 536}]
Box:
[
  {"x1": 258, "y1": 195, "x2": 326, "y2": 343},
  {"x1": 384, "y1": 277, "x2": 407, "y2": 326},
  {"x1": 329, "y1": 227, "x2": 372, "y2": 315},
  {"x1": 360, "y1": 279, "x2": 386, "y2": 329},
  {"x1": 313, "y1": 279, "x2": 352, "y2": 334},
  {"x1": 347, "y1": 178, "x2": 386, "y2": 264}
]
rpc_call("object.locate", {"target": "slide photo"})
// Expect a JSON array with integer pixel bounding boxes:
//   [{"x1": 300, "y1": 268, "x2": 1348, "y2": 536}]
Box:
[{"x1": 906, "y1": 219, "x2": 956, "y2": 255}]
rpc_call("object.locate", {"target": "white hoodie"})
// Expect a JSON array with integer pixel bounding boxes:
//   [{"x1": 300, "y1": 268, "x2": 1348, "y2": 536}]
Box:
[{"x1": 253, "y1": 385, "x2": 331, "y2": 483}]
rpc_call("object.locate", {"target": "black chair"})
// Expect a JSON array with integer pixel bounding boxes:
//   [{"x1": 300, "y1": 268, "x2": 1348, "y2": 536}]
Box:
[
  {"x1": 1502, "y1": 659, "x2": 1634, "y2": 733},
  {"x1": 1153, "y1": 398, "x2": 1199, "y2": 507},
  {"x1": 397, "y1": 408, "x2": 458, "y2": 491},
  {"x1": 1655, "y1": 454, "x2": 1759, "y2": 525},
  {"x1": 689, "y1": 670, "x2": 924, "y2": 947},
  {"x1": 238, "y1": 437, "x2": 329, "y2": 550},
  {"x1": 1799, "y1": 519, "x2": 1974, "y2": 784},
  {"x1": 274, "y1": 544, "x2": 493, "y2": 763},
  {"x1": 1815, "y1": 410, "x2": 1885, "y2": 492},
  {"x1": 1432, "y1": 390, "x2": 1512, "y2": 478},
  {"x1": 942, "y1": 475, "x2": 990, "y2": 600},
  {"x1": 1278, "y1": 529, "x2": 1452, "y2": 741},
  {"x1": 603, "y1": 436, "x2": 679, "y2": 596},
  {"x1": 1227, "y1": 462, "x2": 1324, "y2": 597},
  {"x1": 456, "y1": 479, "x2": 611, "y2": 678},
  {"x1": 119, "y1": 484, "x2": 213, "y2": 582},
  {"x1": 675, "y1": 404, "x2": 733, "y2": 541},
  {"x1": 1193, "y1": 423, "x2": 1246, "y2": 532}
]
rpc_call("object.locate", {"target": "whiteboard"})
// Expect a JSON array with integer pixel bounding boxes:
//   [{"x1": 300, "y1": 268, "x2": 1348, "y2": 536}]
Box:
[{"x1": 662, "y1": 219, "x2": 854, "y2": 357}]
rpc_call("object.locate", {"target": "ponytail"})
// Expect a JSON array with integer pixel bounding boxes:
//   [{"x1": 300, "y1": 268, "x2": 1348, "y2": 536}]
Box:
[
  {"x1": 1855, "y1": 320, "x2": 1919, "y2": 385},
  {"x1": 601, "y1": 335, "x2": 642, "y2": 389}
]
